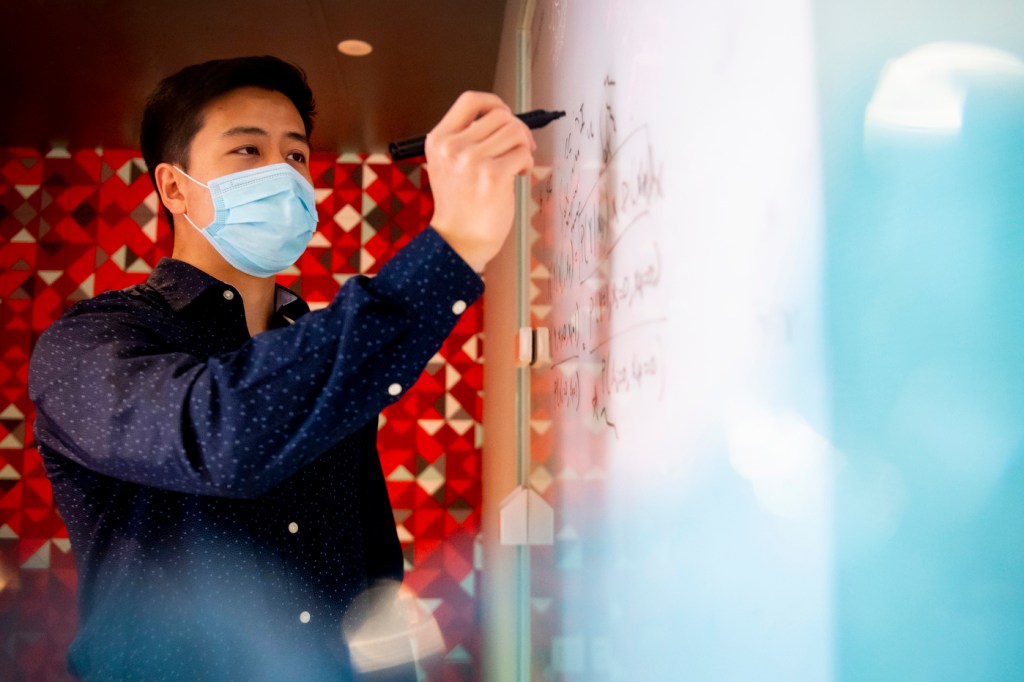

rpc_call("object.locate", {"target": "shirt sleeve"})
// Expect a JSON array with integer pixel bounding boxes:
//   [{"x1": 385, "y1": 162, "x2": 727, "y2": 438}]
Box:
[{"x1": 28, "y1": 228, "x2": 484, "y2": 498}]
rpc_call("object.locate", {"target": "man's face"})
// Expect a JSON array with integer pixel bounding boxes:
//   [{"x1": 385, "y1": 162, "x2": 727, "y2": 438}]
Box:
[{"x1": 178, "y1": 86, "x2": 313, "y2": 228}]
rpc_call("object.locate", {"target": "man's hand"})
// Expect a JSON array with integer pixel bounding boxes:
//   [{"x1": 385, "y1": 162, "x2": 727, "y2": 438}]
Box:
[{"x1": 425, "y1": 92, "x2": 536, "y2": 272}]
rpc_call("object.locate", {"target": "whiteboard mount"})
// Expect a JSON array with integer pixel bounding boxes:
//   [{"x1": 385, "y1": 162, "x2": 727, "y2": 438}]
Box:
[
  {"x1": 499, "y1": 485, "x2": 554, "y2": 545},
  {"x1": 515, "y1": 326, "x2": 551, "y2": 367}
]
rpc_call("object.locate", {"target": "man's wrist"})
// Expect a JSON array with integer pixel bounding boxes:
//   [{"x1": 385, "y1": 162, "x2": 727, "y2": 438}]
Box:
[{"x1": 430, "y1": 224, "x2": 489, "y2": 273}]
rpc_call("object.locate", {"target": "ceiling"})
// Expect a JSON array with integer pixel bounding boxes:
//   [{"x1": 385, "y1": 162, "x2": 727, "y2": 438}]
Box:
[{"x1": 0, "y1": 0, "x2": 508, "y2": 154}]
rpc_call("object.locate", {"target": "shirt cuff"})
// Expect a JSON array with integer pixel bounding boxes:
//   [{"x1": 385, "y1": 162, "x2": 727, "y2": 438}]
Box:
[{"x1": 372, "y1": 227, "x2": 485, "y2": 316}]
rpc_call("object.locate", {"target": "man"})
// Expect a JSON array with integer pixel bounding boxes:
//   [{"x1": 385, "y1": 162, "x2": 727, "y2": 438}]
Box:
[{"x1": 28, "y1": 56, "x2": 533, "y2": 680}]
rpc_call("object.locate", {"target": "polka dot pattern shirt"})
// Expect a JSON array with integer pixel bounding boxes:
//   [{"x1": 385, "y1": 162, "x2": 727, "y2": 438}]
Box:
[{"x1": 28, "y1": 227, "x2": 483, "y2": 680}]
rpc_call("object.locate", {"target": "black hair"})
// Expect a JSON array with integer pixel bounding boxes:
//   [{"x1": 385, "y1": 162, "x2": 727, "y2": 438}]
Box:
[{"x1": 140, "y1": 55, "x2": 316, "y2": 225}]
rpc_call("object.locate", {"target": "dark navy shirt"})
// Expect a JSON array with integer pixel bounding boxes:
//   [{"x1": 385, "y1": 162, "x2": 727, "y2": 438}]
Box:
[{"x1": 28, "y1": 227, "x2": 483, "y2": 680}]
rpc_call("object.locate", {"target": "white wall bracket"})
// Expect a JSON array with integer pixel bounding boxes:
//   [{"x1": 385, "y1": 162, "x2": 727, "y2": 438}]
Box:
[{"x1": 499, "y1": 485, "x2": 554, "y2": 545}]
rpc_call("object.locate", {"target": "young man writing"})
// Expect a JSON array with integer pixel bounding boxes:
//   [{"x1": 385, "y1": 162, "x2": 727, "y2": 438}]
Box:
[{"x1": 28, "y1": 56, "x2": 534, "y2": 680}]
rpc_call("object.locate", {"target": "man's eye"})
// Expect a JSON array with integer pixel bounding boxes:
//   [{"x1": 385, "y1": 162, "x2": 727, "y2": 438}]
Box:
[
  {"x1": 236, "y1": 146, "x2": 259, "y2": 155},
  {"x1": 288, "y1": 151, "x2": 307, "y2": 164}
]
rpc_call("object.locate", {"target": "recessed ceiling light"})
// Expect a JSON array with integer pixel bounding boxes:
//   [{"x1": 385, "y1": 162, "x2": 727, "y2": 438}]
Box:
[{"x1": 337, "y1": 39, "x2": 373, "y2": 57}]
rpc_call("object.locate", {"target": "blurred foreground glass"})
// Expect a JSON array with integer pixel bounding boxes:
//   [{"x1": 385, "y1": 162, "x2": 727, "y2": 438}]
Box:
[
  {"x1": 830, "y1": 39, "x2": 1024, "y2": 681},
  {"x1": 343, "y1": 580, "x2": 446, "y2": 676}
]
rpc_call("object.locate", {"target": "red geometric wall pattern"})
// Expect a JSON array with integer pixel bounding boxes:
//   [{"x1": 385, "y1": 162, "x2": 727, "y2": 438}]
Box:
[{"x1": 0, "y1": 146, "x2": 483, "y2": 681}]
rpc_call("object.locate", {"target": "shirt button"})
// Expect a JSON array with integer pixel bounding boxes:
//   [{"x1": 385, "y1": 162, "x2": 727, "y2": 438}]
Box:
[
  {"x1": 452, "y1": 300, "x2": 467, "y2": 315},
  {"x1": 222, "y1": 290, "x2": 235, "y2": 301},
  {"x1": 388, "y1": 383, "x2": 402, "y2": 396},
  {"x1": 288, "y1": 522, "x2": 299, "y2": 534},
  {"x1": 299, "y1": 611, "x2": 311, "y2": 624}
]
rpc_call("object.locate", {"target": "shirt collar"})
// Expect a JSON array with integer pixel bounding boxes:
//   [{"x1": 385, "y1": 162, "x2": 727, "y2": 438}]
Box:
[{"x1": 146, "y1": 257, "x2": 310, "y2": 320}]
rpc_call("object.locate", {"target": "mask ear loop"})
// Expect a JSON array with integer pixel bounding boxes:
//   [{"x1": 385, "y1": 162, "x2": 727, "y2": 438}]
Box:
[{"x1": 173, "y1": 166, "x2": 211, "y2": 231}]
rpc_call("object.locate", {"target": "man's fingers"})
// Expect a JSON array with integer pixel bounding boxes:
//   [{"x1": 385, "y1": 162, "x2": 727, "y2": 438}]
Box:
[
  {"x1": 431, "y1": 91, "x2": 510, "y2": 137},
  {"x1": 429, "y1": 109, "x2": 509, "y2": 161},
  {"x1": 460, "y1": 108, "x2": 516, "y2": 146},
  {"x1": 469, "y1": 119, "x2": 534, "y2": 168},
  {"x1": 430, "y1": 108, "x2": 532, "y2": 174},
  {"x1": 494, "y1": 143, "x2": 535, "y2": 179}
]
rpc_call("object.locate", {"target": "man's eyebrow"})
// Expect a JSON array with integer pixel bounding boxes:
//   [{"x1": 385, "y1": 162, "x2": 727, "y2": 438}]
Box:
[
  {"x1": 222, "y1": 126, "x2": 268, "y2": 138},
  {"x1": 222, "y1": 126, "x2": 310, "y2": 146},
  {"x1": 285, "y1": 131, "x2": 311, "y2": 146}
]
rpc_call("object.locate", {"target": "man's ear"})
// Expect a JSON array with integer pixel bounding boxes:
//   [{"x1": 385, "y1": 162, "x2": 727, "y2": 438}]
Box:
[{"x1": 154, "y1": 163, "x2": 187, "y2": 215}]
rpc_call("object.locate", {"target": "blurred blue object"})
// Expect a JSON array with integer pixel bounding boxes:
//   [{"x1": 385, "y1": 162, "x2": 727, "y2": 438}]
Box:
[{"x1": 826, "y1": 37, "x2": 1024, "y2": 681}]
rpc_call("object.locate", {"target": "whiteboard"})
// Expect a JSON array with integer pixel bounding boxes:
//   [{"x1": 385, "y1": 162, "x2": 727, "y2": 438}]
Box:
[{"x1": 524, "y1": 1, "x2": 831, "y2": 679}]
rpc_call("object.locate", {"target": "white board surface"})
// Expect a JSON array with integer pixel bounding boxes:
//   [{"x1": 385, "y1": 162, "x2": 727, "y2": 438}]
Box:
[{"x1": 523, "y1": 1, "x2": 831, "y2": 678}]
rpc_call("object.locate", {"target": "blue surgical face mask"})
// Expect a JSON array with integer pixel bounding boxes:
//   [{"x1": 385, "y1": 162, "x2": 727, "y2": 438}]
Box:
[{"x1": 175, "y1": 163, "x2": 318, "y2": 278}]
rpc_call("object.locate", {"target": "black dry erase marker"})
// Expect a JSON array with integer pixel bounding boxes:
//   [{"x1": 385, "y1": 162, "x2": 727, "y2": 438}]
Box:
[{"x1": 388, "y1": 109, "x2": 566, "y2": 161}]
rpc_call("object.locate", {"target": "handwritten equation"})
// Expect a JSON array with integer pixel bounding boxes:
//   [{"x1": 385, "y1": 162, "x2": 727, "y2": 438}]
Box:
[{"x1": 537, "y1": 77, "x2": 667, "y2": 439}]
